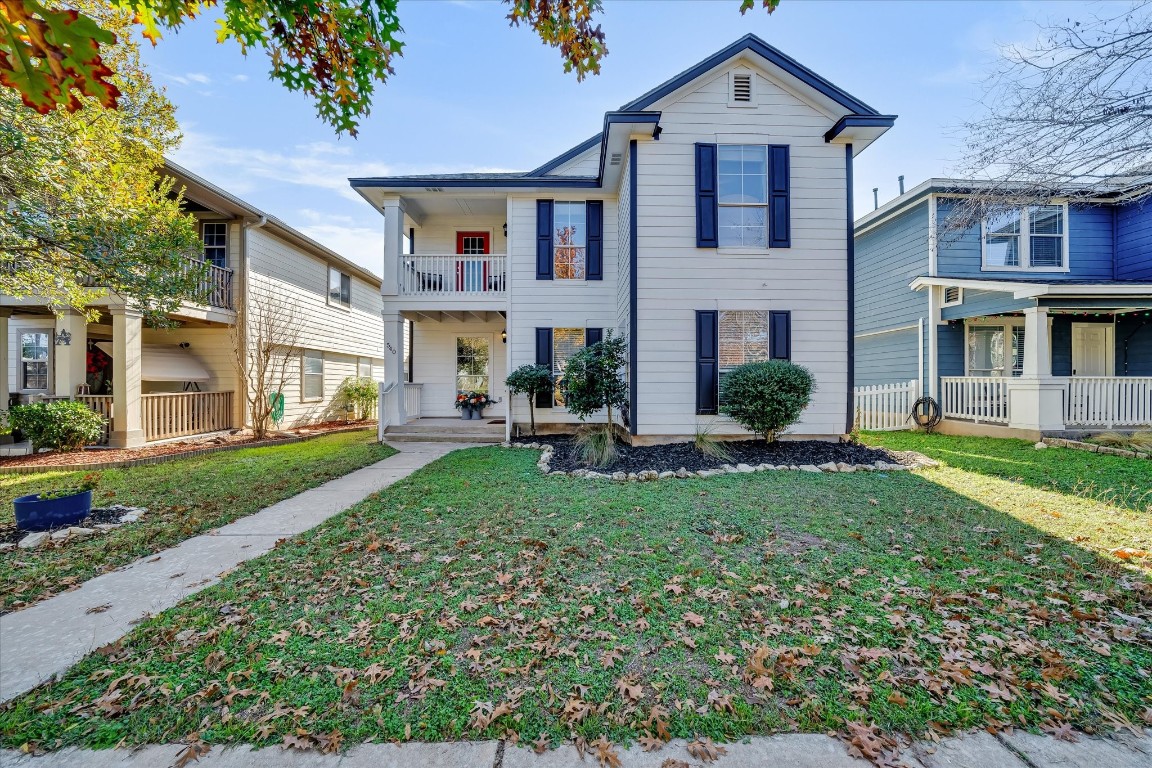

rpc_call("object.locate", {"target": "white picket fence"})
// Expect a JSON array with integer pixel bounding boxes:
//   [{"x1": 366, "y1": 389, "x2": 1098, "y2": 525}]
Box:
[{"x1": 852, "y1": 379, "x2": 919, "y2": 431}]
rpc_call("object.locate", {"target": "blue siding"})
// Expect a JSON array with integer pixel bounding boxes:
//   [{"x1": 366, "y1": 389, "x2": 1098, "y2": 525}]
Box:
[
  {"x1": 1116, "y1": 201, "x2": 1152, "y2": 281},
  {"x1": 936, "y1": 200, "x2": 1115, "y2": 281},
  {"x1": 1051, "y1": 316, "x2": 1072, "y2": 376},
  {"x1": 941, "y1": 289, "x2": 1032, "y2": 321},
  {"x1": 1119, "y1": 315, "x2": 1152, "y2": 376},
  {"x1": 854, "y1": 201, "x2": 930, "y2": 334},
  {"x1": 856, "y1": 328, "x2": 919, "y2": 386},
  {"x1": 937, "y1": 323, "x2": 964, "y2": 378}
]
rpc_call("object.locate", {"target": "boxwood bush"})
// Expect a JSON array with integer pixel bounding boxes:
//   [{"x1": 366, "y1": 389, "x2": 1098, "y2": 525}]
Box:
[
  {"x1": 719, "y1": 360, "x2": 814, "y2": 442},
  {"x1": 8, "y1": 400, "x2": 107, "y2": 453}
]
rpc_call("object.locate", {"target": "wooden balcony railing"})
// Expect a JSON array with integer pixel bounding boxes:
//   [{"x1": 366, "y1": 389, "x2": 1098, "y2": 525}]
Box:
[{"x1": 77, "y1": 391, "x2": 234, "y2": 443}]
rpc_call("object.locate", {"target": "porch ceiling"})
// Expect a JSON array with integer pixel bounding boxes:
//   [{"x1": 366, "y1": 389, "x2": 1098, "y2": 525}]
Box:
[{"x1": 401, "y1": 309, "x2": 506, "y2": 324}]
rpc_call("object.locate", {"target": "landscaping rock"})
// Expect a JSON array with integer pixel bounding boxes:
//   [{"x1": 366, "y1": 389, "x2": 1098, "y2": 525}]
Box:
[
  {"x1": 50, "y1": 529, "x2": 70, "y2": 541},
  {"x1": 799, "y1": 464, "x2": 821, "y2": 472},
  {"x1": 736, "y1": 463, "x2": 756, "y2": 473},
  {"x1": 638, "y1": 470, "x2": 659, "y2": 482},
  {"x1": 611, "y1": 472, "x2": 627, "y2": 482},
  {"x1": 1034, "y1": 441, "x2": 1048, "y2": 449},
  {"x1": 835, "y1": 462, "x2": 856, "y2": 473},
  {"x1": 67, "y1": 527, "x2": 96, "y2": 538},
  {"x1": 658, "y1": 471, "x2": 675, "y2": 480},
  {"x1": 0, "y1": 542, "x2": 15, "y2": 553},
  {"x1": 118, "y1": 514, "x2": 141, "y2": 523},
  {"x1": 18, "y1": 531, "x2": 49, "y2": 549},
  {"x1": 757, "y1": 463, "x2": 773, "y2": 471},
  {"x1": 675, "y1": 467, "x2": 691, "y2": 478},
  {"x1": 818, "y1": 462, "x2": 838, "y2": 472}
]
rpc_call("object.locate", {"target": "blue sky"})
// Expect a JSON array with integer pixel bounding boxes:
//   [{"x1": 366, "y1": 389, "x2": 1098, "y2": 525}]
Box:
[{"x1": 143, "y1": 0, "x2": 1112, "y2": 276}]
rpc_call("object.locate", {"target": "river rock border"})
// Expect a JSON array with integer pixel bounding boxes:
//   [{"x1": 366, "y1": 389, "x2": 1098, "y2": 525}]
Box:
[
  {"x1": 1041, "y1": 437, "x2": 1150, "y2": 459},
  {"x1": 502, "y1": 442, "x2": 936, "y2": 480}
]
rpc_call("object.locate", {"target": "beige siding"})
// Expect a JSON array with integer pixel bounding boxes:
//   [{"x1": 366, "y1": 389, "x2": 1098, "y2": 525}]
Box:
[
  {"x1": 633, "y1": 63, "x2": 849, "y2": 437},
  {"x1": 246, "y1": 227, "x2": 384, "y2": 427},
  {"x1": 545, "y1": 145, "x2": 601, "y2": 177},
  {"x1": 140, "y1": 327, "x2": 238, "y2": 396},
  {"x1": 410, "y1": 317, "x2": 507, "y2": 418},
  {"x1": 506, "y1": 194, "x2": 620, "y2": 428}
]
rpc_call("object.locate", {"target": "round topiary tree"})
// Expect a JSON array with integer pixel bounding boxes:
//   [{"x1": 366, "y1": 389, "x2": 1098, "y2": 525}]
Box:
[
  {"x1": 719, "y1": 360, "x2": 814, "y2": 442},
  {"x1": 505, "y1": 364, "x2": 554, "y2": 436}
]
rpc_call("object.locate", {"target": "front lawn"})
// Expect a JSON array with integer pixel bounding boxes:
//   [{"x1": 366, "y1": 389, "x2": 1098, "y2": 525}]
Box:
[
  {"x1": 0, "y1": 430, "x2": 395, "y2": 613},
  {"x1": 1, "y1": 441, "x2": 1149, "y2": 760}
]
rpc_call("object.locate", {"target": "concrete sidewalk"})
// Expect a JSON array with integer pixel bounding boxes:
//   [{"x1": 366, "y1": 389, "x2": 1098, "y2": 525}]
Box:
[
  {"x1": 2, "y1": 731, "x2": 1149, "y2": 767},
  {"x1": 0, "y1": 442, "x2": 470, "y2": 703}
]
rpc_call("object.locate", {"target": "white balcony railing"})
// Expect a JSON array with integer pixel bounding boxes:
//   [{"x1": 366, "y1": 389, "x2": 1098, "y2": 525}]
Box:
[
  {"x1": 1065, "y1": 377, "x2": 1152, "y2": 428},
  {"x1": 939, "y1": 376, "x2": 1011, "y2": 424},
  {"x1": 401, "y1": 255, "x2": 507, "y2": 296},
  {"x1": 404, "y1": 383, "x2": 423, "y2": 419}
]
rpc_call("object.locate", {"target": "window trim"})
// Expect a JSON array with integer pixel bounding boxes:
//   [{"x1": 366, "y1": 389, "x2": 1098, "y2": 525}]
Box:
[
  {"x1": 552, "y1": 201, "x2": 588, "y2": 282},
  {"x1": 963, "y1": 318, "x2": 1027, "y2": 378},
  {"x1": 717, "y1": 144, "x2": 769, "y2": 250},
  {"x1": 455, "y1": 335, "x2": 491, "y2": 395},
  {"x1": 200, "y1": 220, "x2": 228, "y2": 269},
  {"x1": 19, "y1": 328, "x2": 52, "y2": 393},
  {"x1": 301, "y1": 349, "x2": 324, "y2": 402},
  {"x1": 357, "y1": 357, "x2": 373, "y2": 380},
  {"x1": 980, "y1": 203, "x2": 1070, "y2": 273},
  {"x1": 327, "y1": 266, "x2": 352, "y2": 309}
]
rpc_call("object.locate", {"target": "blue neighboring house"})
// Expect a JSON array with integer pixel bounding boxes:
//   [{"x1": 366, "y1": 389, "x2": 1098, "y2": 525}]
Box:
[{"x1": 853, "y1": 178, "x2": 1152, "y2": 435}]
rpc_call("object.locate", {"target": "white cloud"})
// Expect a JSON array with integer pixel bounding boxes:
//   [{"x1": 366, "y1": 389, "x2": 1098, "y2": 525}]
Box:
[
  {"x1": 231, "y1": 74, "x2": 249, "y2": 83},
  {"x1": 166, "y1": 72, "x2": 212, "y2": 86}
]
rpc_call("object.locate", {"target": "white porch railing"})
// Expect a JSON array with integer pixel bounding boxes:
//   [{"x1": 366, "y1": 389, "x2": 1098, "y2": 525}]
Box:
[
  {"x1": 401, "y1": 255, "x2": 507, "y2": 296},
  {"x1": 853, "y1": 379, "x2": 918, "y2": 431},
  {"x1": 378, "y1": 381, "x2": 398, "y2": 441},
  {"x1": 940, "y1": 376, "x2": 1011, "y2": 424},
  {"x1": 141, "y1": 391, "x2": 234, "y2": 441},
  {"x1": 404, "y1": 383, "x2": 422, "y2": 419},
  {"x1": 1065, "y1": 377, "x2": 1152, "y2": 428},
  {"x1": 77, "y1": 395, "x2": 113, "y2": 445}
]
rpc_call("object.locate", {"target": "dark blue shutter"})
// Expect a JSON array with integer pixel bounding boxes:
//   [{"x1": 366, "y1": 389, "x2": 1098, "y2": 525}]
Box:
[
  {"x1": 768, "y1": 145, "x2": 791, "y2": 248},
  {"x1": 695, "y1": 310, "x2": 718, "y2": 414},
  {"x1": 769, "y1": 310, "x2": 791, "y2": 360},
  {"x1": 586, "y1": 201, "x2": 603, "y2": 280},
  {"x1": 535, "y1": 328, "x2": 553, "y2": 408},
  {"x1": 536, "y1": 200, "x2": 554, "y2": 280},
  {"x1": 695, "y1": 143, "x2": 718, "y2": 248},
  {"x1": 585, "y1": 327, "x2": 603, "y2": 347}
]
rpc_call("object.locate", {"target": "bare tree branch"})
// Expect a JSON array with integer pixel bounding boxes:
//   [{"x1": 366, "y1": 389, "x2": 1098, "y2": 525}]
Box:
[{"x1": 233, "y1": 288, "x2": 304, "y2": 440}]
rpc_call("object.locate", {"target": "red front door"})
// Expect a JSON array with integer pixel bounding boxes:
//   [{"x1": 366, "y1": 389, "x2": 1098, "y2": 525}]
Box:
[{"x1": 456, "y1": 232, "x2": 490, "y2": 291}]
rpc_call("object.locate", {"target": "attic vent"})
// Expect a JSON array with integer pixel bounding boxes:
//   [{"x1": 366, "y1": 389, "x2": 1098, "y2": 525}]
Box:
[
  {"x1": 424, "y1": 187, "x2": 443, "y2": 193},
  {"x1": 943, "y1": 286, "x2": 962, "y2": 305},
  {"x1": 609, "y1": 152, "x2": 623, "y2": 166},
  {"x1": 731, "y1": 73, "x2": 752, "y2": 103}
]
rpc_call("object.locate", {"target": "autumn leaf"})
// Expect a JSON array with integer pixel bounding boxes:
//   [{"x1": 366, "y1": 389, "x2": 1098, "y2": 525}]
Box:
[
  {"x1": 682, "y1": 612, "x2": 705, "y2": 628},
  {"x1": 601, "y1": 648, "x2": 623, "y2": 668},
  {"x1": 686, "y1": 737, "x2": 727, "y2": 764},
  {"x1": 533, "y1": 733, "x2": 551, "y2": 754},
  {"x1": 638, "y1": 734, "x2": 664, "y2": 752},
  {"x1": 203, "y1": 650, "x2": 228, "y2": 673},
  {"x1": 591, "y1": 735, "x2": 622, "y2": 768},
  {"x1": 715, "y1": 648, "x2": 736, "y2": 664},
  {"x1": 171, "y1": 735, "x2": 209, "y2": 767}
]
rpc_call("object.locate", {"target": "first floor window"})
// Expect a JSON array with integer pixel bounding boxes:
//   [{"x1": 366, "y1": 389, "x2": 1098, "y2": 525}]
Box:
[
  {"x1": 552, "y1": 328, "x2": 586, "y2": 406},
  {"x1": 328, "y1": 268, "x2": 351, "y2": 306},
  {"x1": 358, "y1": 358, "x2": 373, "y2": 379},
  {"x1": 967, "y1": 324, "x2": 1025, "y2": 377},
  {"x1": 456, "y1": 336, "x2": 489, "y2": 394},
  {"x1": 718, "y1": 145, "x2": 768, "y2": 247},
  {"x1": 718, "y1": 311, "x2": 769, "y2": 403},
  {"x1": 201, "y1": 222, "x2": 227, "y2": 268},
  {"x1": 302, "y1": 350, "x2": 324, "y2": 400},
  {"x1": 553, "y1": 202, "x2": 586, "y2": 280},
  {"x1": 20, "y1": 330, "x2": 50, "y2": 390}
]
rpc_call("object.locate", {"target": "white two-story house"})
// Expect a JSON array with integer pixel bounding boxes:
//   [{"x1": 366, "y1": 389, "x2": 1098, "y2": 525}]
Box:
[
  {"x1": 353, "y1": 35, "x2": 894, "y2": 443},
  {"x1": 2, "y1": 162, "x2": 386, "y2": 448}
]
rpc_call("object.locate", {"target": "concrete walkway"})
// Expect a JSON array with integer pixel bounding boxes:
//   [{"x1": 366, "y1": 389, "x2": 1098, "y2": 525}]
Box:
[
  {"x1": 2, "y1": 731, "x2": 1149, "y2": 767},
  {"x1": 0, "y1": 442, "x2": 470, "y2": 703}
]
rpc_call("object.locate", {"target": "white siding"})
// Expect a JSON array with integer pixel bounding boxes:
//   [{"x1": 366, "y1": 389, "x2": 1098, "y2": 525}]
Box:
[
  {"x1": 545, "y1": 145, "x2": 601, "y2": 177},
  {"x1": 506, "y1": 194, "x2": 620, "y2": 427},
  {"x1": 633, "y1": 63, "x2": 849, "y2": 438},
  {"x1": 411, "y1": 215, "x2": 508, "y2": 255},
  {"x1": 410, "y1": 317, "x2": 507, "y2": 418},
  {"x1": 246, "y1": 227, "x2": 384, "y2": 427}
]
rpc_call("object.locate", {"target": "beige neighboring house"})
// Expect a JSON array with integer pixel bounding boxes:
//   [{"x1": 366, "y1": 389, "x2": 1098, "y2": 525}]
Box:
[{"x1": 0, "y1": 161, "x2": 385, "y2": 448}]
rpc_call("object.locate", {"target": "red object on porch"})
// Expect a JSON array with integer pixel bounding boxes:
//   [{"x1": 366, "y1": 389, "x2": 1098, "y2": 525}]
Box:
[{"x1": 455, "y1": 232, "x2": 491, "y2": 292}]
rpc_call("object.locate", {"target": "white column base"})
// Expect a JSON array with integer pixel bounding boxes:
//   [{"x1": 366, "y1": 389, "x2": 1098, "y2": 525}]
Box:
[
  {"x1": 108, "y1": 429, "x2": 146, "y2": 449},
  {"x1": 1007, "y1": 378, "x2": 1066, "y2": 432}
]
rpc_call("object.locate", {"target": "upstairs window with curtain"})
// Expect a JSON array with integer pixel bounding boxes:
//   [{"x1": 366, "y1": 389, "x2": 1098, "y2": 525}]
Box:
[
  {"x1": 718, "y1": 310, "x2": 769, "y2": 403},
  {"x1": 552, "y1": 328, "x2": 586, "y2": 406},
  {"x1": 983, "y1": 205, "x2": 1066, "y2": 270}
]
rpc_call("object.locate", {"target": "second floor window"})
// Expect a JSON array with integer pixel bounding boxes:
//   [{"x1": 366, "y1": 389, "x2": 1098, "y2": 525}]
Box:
[
  {"x1": 328, "y1": 267, "x2": 351, "y2": 307},
  {"x1": 553, "y1": 202, "x2": 586, "y2": 280},
  {"x1": 718, "y1": 145, "x2": 768, "y2": 247},
  {"x1": 983, "y1": 205, "x2": 1066, "y2": 270},
  {"x1": 201, "y1": 222, "x2": 227, "y2": 268}
]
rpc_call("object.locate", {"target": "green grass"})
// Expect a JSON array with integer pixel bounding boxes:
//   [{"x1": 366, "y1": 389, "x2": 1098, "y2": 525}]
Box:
[
  {"x1": 1, "y1": 438, "x2": 1148, "y2": 754},
  {"x1": 863, "y1": 431, "x2": 1152, "y2": 514},
  {"x1": 0, "y1": 430, "x2": 395, "y2": 613}
]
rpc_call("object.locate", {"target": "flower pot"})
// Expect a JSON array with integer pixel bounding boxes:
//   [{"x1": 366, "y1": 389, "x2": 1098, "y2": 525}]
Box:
[
  {"x1": 473, "y1": 408, "x2": 485, "y2": 421},
  {"x1": 14, "y1": 489, "x2": 93, "y2": 532},
  {"x1": 459, "y1": 406, "x2": 472, "y2": 420}
]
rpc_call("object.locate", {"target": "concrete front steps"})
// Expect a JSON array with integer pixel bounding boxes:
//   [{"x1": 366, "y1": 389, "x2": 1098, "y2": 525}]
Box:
[{"x1": 384, "y1": 418, "x2": 505, "y2": 443}]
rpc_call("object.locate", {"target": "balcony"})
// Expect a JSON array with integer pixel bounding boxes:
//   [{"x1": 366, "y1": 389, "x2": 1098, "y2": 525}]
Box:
[
  {"x1": 70, "y1": 255, "x2": 234, "y2": 311},
  {"x1": 401, "y1": 255, "x2": 507, "y2": 297}
]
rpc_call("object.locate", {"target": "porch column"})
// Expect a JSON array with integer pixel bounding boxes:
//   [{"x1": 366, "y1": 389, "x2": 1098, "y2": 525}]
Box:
[
  {"x1": 53, "y1": 311, "x2": 88, "y2": 398},
  {"x1": 380, "y1": 197, "x2": 406, "y2": 297},
  {"x1": 382, "y1": 312, "x2": 407, "y2": 429},
  {"x1": 0, "y1": 309, "x2": 10, "y2": 408},
  {"x1": 1008, "y1": 306, "x2": 1066, "y2": 433},
  {"x1": 109, "y1": 306, "x2": 145, "y2": 448}
]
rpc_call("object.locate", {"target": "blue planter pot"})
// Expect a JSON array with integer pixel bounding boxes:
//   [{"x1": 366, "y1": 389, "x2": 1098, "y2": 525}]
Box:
[{"x1": 14, "y1": 490, "x2": 93, "y2": 532}]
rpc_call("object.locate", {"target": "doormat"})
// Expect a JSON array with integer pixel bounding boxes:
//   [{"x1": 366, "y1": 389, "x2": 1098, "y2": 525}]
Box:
[{"x1": 488, "y1": 419, "x2": 506, "y2": 425}]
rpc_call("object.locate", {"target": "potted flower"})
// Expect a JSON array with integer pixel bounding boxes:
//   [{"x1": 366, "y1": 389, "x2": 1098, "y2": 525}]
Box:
[
  {"x1": 454, "y1": 393, "x2": 472, "y2": 420},
  {"x1": 467, "y1": 391, "x2": 492, "y2": 420},
  {"x1": 14, "y1": 473, "x2": 100, "y2": 532}
]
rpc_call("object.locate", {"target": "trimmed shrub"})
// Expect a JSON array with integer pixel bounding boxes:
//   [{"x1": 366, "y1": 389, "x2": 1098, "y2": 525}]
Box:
[
  {"x1": 8, "y1": 400, "x2": 107, "y2": 453},
  {"x1": 719, "y1": 361, "x2": 814, "y2": 442},
  {"x1": 336, "y1": 376, "x2": 378, "y2": 420}
]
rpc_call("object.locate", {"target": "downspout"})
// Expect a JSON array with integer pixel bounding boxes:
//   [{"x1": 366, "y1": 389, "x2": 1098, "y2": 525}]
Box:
[
  {"x1": 845, "y1": 143, "x2": 855, "y2": 435},
  {"x1": 237, "y1": 216, "x2": 267, "y2": 429}
]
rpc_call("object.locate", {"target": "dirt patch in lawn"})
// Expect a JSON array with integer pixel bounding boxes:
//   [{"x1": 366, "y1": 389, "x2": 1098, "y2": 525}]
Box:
[{"x1": 522, "y1": 436, "x2": 916, "y2": 474}]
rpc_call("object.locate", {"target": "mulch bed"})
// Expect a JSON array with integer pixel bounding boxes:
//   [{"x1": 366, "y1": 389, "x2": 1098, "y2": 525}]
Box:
[
  {"x1": 0, "y1": 421, "x2": 376, "y2": 470},
  {"x1": 517, "y1": 435, "x2": 919, "y2": 474}
]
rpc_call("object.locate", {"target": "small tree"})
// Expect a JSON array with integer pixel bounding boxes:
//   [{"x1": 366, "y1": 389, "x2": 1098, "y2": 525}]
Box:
[
  {"x1": 719, "y1": 360, "x2": 813, "y2": 442},
  {"x1": 505, "y1": 364, "x2": 553, "y2": 437},
  {"x1": 561, "y1": 331, "x2": 628, "y2": 434},
  {"x1": 337, "y1": 376, "x2": 378, "y2": 420},
  {"x1": 234, "y1": 289, "x2": 304, "y2": 439}
]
